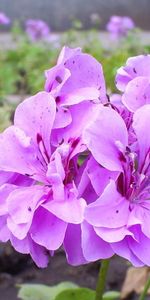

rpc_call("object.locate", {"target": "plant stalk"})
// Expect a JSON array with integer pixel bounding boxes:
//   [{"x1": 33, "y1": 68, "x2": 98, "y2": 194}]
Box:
[
  {"x1": 95, "y1": 259, "x2": 110, "y2": 300},
  {"x1": 139, "y1": 276, "x2": 150, "y2": 300}
]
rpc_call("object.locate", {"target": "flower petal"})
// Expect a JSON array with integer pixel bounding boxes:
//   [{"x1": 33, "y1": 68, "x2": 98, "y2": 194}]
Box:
[
  {"x1": 122, "y1": 77, "x2": 150, "y2": 112},
  {"x1": 0, "y1": 184, "x2": 18, "y2": 215},
  {"x1": 53, "y1": 106, "x2": 72, "y2": 129},
  {"x1": 43, "y1": 193, "x2": 86, "y2": 224},
  {"x1": 129, "y1": 230, "x2": 150, "y2": 266},
  {"x1": 57, "y1": 46, "x2": 81, "y2": 65},
  {"x1": 81, "y1": 221, "x2": 113, "y2": 261},
  {"x1": 64, "y1": 224, "x2": 87, "y2": 266},
  {"x1": 0, "y1": 126, "x2": 38, "y2": 175},
  {"x1": 133, "y1": 104, "x2": 150, "y2": 171},
  {"x1": 11, "y1": 234, "x2": 49, "y2": 268},
  {"x1": 94, "y1": 226, "x2": 133, "y2": 243},
  {"x1": 60, "y1": 52, "x2": 106, "y2": 104},
  {"x1": 83, "y1": 106, "x2": 128, "y2": 171},
  {"x1": 116, "y1": 55, "x2": 150, "y2": 92},
  {"x1": 85, "y1": 181, "x2": 129, "y2": 228},
  {"x1": 31, "y1": 207, "x2": 67, "y2": 250},
  {"x1": 86, "y1": 157, "x2": 118, "y2": 196},
  {"x1": 111, "y1": 238, "x2": 143, "y2": 267},
  {"x1": 7, "y1": 186, "x2": 45, "y2": 224},
  {"x1": 14, "y1": 91, "x2": 56, "y2": 155}
]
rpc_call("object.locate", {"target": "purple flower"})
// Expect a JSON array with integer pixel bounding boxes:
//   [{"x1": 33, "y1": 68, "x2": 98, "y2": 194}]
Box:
[
  {"x1": 0, "y1": 45, "x2": 109, "y2": 267},
  {"x1": 25, "y1": 19, "x2": 50, "y2": 42},
  {"x1": 44, "y1": 45, "x2": 108, "y2": 170},
  {"x1": 110, "y1": 93, "x2": 134, "y2": 144},
  {"x1": 83, "y1": 104, "x2": 150, "y2": 266},
  {"x1": 0, "y1": 171, "x2": 33, "y2": 243},
  {"x1": 106, "y1": 15, "x2": 135, "y2": 39},
  {"x1": 1, "y1": 45, "x2": 150, "y2": 269},
  {"x1": 45, "y1": 46, "x2": 107, "y2": 106},
  {"x1": 0, "y1": 92, "x2": 88, "y2": 266},
  {"x1": 0, "y1": 12, "x2": 10, "y2": 25},
  {"x1": 116, "y1": 55, "x2": 150, "y2": 112}
]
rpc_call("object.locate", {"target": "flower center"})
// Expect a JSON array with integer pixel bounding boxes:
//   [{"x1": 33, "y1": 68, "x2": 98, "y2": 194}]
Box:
[{"x1": 117, "y1": 148, "x2": 150, "y2": 205}]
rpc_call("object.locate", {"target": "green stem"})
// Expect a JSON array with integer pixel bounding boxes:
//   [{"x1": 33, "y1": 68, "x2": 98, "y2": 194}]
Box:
[
  {"x1": 95, "y1": 259, "x2": 110, "y2": 300},
  {"x1": 139, "y1": 276, "x2": 150, "y2": 300}
]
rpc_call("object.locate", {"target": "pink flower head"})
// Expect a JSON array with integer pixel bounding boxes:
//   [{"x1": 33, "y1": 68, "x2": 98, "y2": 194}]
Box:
[
  {"x1": 0, "y1": 46, "x2": 150, "y2": 269},
  {"x1": 106, "y1": 15, "x2": 135, "y2": 39},
  {"x1": 0, "y1": 46, "x2": 111, "y2": 267},
  {"x1": 83, "y1": 104, "x2": 150, "y2": 266},
  {"x1": 25, "y1": 19, "x2": 50, "y2": 42},
  {"x1": 0, "y1": 92, "x2": 89, "y2": 267},
  {"x1": 0, "y1": 12, "x2": 10, "y2": 25},
  {"x1": 116, "y1": 55, "x2": 150, "y2": 112}
]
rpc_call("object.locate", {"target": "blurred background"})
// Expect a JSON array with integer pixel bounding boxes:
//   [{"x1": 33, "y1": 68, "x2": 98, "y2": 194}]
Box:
[{"x1": 0, "y1": 0, "x2": 150, "y2": 30}]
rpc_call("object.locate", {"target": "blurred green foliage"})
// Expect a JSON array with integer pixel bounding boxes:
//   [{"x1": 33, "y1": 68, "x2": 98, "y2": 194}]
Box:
[
  {"x1": 0, "y1": 28, "x2": 148, "y2": 100},
  {"x1": 0, "y1": 26, "x2": 149, "y2": 131},
  {"x1": 0, "y1": 42, "x2": 59, "y2": 100},
  {"x1": 0, "y1": 104, "x2": 12, "y2": 131},
  {"x1": 18, "y1": 282, "x2": 120, "y2": 300}
]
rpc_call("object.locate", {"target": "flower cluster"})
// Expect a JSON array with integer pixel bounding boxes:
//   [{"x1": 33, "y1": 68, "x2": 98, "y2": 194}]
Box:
[
  {"x1": 106, "y1": 15, "x2": 135, "y2": 39},
  {"x1": 0, "y1": 47, "x2": 150, "y2": 268},
  {"x1": 25, "y1": 19, "x2": 50, "y2": 42},
  {"x1": 0, "y1": 12, "x2": 10, "y2": 25}
]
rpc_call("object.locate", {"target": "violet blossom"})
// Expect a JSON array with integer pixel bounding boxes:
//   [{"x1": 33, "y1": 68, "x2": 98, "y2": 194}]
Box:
[
  {"x1": 45, "y1": 46, "x2": 107, "y2": 155},
  {"x1": 25, "y1": 19, "x2": 50, "y2": 42},
  {"x1": 0, "y1": 91, "x2": 91, "y2": 266},
  {"x1": 0, "y1": 45, "x2": 150, "y2": 269},
  {"x1": 0, "y1": 12, "x2": 10, "y2": 25},
  {"x1": 116, "y1": 55, "x2": 150, "y2": 112},
  {"x1": 83, "y1": 104, "x2": 150, "y2": 266},
  {"x1": 45, "y1": 46, "x2": 107, "y2": 106},
  {"x1": 106, "y1": 15, "x2": 135, "y2": 39},
  {"x1": 0, "y1": 46, "x2": 109, "y2": 267}
]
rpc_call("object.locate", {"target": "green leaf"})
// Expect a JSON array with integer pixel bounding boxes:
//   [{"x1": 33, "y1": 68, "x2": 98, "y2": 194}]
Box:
[
  {"x1": 103, "y1": 291, "x2": 120, "y2": 300},
  {"x1": 55, "y1": 287, "x2": 95, "y2": 300},
  {"x1": 0, "y1": 105, "x2": 12, "y2": 132},
  {"x1": 18, "y1": 281, "x2": 78, "y2": 300}
]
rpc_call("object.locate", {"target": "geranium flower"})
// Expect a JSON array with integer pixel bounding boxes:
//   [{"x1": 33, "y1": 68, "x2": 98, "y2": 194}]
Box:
[
  {"x1": 45, "y1": 46, "x2": 107, "y2": 160},
  {"x1": 116, "y1": 55, "x2": 150, "y2": 112},
  {"x1": 0, "y1": 92, "x2": 87, "y2": 266},
  {"x1": 45, "y1": 46, "x2": 107, "y2": 106},
  {"x1": 83, "y1": 104, "x2": 150, "y2": 266},
  {"x1": 106, "y1": 15, "x2": 135, "y2": 39},
  {"x1": 25, "y1": 19, "x2": 50, "y2": 41},
  {"x1": 0, "y1": 12, "x2": 10, "y2": 25}
]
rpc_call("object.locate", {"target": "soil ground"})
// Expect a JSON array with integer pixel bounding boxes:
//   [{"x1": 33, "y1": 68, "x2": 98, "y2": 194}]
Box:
[{"x1": 0, "y1": 243, "x2": 135, "y2": 300}]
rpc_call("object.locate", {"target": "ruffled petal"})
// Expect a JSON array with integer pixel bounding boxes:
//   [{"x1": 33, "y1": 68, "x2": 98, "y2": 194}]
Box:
[
  {"x1": 14, "y1": 91, "x2": 56, "y2": 155},
  {"x1": 0, "y1": 126, "x2": 38, "y2": 175},
  {"x1": 64, "y1": 224, "x2": 87, "y2": 266},
  {"x1": 81, "y1": 221, "x2": 113, "y2": 261},
  {"x1": 86, "y1": 157, "x2": 118, "y2": 196},
  {"x1": 85, "y1": 181, "x2": 129, "y2": 228},
  {"x1": 122, "y1": 77, "x2": 150, "y2": 112},
  {"x1": 111, "y1": 238, "x2": 143, "y2": 267},
  {"x1": 43, "y1": 193, "x2": 86, "y2": 224},
  {"x1": 133, "y1": 104, "x2": 150, "y2": 171},
  {"x1": 30, "y1": 206, "x2": 67, "y2": 250},
  {"x1": 128, "y1": 229, "x2": 150, "y2": 266},
  {"x1": 83, "y1": 106, "x2": 128, "y2": 171},
  {"x1": 11, "y1": 234, "x2": 49, "y2": 268}
]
